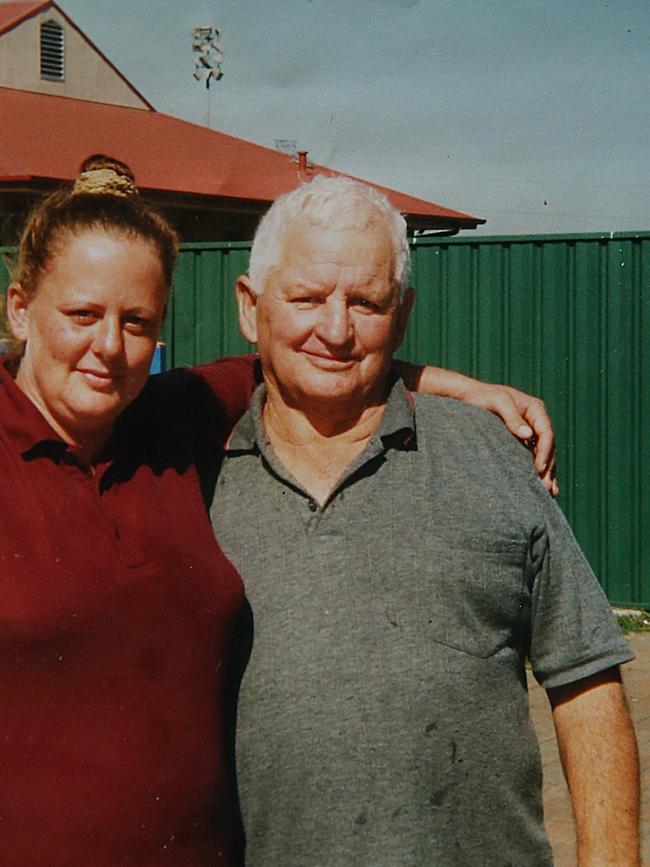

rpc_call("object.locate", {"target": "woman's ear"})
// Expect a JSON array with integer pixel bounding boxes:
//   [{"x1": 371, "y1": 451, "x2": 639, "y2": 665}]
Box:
[
  {"x1": 235, "y1": 275, "x2": 259, "y2": 345},
  {"x1": 6, "y1": 283, "x2": 30, "y2": 342}
]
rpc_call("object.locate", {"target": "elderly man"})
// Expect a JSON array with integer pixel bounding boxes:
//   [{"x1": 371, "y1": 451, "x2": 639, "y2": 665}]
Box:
[{"x1": 212, "y1": 177, "x2": 639, "y2": 866}]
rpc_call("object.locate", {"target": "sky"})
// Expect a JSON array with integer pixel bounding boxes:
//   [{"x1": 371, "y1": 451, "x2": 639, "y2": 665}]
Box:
[{"x1": 62, "y1": 0, "x2": 650, "y2": 235}]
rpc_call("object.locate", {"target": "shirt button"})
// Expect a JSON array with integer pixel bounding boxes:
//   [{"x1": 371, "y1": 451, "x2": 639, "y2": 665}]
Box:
[{"x1": 308, "y1": 499, "x2": 318, "y2": 512}]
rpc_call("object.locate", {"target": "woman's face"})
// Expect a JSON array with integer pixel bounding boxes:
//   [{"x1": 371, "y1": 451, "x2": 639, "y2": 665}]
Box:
[{"x1": 8, "y1": 228, "x2": 168, "y2": 454}]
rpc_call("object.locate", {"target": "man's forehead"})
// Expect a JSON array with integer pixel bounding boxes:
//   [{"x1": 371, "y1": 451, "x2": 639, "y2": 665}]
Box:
[
  {"x1": 274, "y1": 221, "x2": 393, "y2": 274},
  {"x1": 281, "y1": 270, "x2": 389, "y2": 297},
  {"x1": 268, "y1": 260, "x2": 396, "y2": 305},
  {"x1": 282, "y1": 217, "x2": 387, "y2": 245}
]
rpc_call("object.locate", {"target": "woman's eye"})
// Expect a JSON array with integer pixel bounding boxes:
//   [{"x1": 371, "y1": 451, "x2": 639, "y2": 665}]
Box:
[{"x1": 69, "y1": 310, "x2": 96, "y2": 323}]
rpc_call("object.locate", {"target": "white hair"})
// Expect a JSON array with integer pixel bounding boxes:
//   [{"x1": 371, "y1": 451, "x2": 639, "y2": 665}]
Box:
[{"x1": 248, "y1": 174, "x2": 411, "y2": 296}]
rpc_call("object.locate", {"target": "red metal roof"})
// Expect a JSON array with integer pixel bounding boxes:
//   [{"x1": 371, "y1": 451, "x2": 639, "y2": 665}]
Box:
[
  {"x1": 0, "y1": 1, "x2": 47, "y2": 33},
  {"x1": 0, "y1": 86, "x2": 483, "y2": 228}
]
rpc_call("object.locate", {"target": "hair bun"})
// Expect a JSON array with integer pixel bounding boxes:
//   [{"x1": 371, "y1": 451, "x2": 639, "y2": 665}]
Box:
[
  {"x1": 17, "y1": 153, "x2": 178, "y2": 297},
  {"x1": 73, "y1": 154, "x2": 137, "y2": 198}
]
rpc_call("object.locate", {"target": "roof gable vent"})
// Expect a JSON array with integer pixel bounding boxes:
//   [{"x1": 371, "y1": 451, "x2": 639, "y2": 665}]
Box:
[{"x1": 40, "y1": 19, "x2": 64, "y2": 81}]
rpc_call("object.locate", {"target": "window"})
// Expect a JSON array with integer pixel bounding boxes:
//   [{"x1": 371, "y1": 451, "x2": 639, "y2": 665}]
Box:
[{"x1": 40, "y1": 20, "x2": 64, "y2": 81}]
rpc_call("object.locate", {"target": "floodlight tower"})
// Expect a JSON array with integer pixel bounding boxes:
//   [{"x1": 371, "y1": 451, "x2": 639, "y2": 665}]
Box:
[{"x1": 192, "y1": 24, "x2": 223, "y2": 128}]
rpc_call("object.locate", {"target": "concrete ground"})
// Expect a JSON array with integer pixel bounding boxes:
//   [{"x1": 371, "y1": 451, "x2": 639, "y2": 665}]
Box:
[{"x1": 528, "y1": 631, "x2": 650, "y2": 865}]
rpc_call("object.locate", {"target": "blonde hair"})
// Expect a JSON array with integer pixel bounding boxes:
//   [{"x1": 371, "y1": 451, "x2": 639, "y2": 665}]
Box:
[
  {"x1": 17, "y1": 154, "x2": 179, "y2": 295},
  {"x1": 248, "y1": 175, "x2": 411, "y2": 296}
]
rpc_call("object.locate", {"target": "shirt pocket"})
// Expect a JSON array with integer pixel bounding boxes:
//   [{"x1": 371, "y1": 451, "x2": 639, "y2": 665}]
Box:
[{"x1": 414, "y1": 535, "x2": 529, "y2": 658}]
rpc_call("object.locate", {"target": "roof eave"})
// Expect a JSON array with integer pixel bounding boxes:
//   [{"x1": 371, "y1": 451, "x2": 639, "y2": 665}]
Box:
[
  {"x1": 0, "y1": 178, "x2": 486, "y2": 231},
  {"x1": 0, "y1": 175, "x2": 36, "y2": 186},
  {"x1": 406, "y1": 214, "x2": 486, "y2": 232}
]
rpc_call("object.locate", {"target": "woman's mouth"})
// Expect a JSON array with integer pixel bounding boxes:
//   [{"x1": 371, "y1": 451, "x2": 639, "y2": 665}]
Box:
[{"x1": 77, "y1": 368, "x2": 119, "y2": 390}]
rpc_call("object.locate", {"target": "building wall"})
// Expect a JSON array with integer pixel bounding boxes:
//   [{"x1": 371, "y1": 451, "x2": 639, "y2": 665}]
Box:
[{"x1": 0, "y1": 7, "x2": 149, "y2": 108}]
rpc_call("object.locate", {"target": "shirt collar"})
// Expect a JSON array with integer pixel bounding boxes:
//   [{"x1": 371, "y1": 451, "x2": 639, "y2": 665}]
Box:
[
  {"x1": 374, "y1": 376, "x2": 418, "y2": 452},
  {"x1": 225, "y1": 376, "x2": 418, "y2": 455},
  {"x1": 224, "y1": 383, "x2": 267, "y2": 453},
  {"x1": 0, "y1": 356, "x2": 70, "y2": 458}
]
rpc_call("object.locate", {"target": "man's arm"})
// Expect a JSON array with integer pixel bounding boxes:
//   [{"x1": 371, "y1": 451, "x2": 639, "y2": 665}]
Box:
[
  {"x1": 548, "y1": 667, "x2": 640, "y2": 866},
  {"x1": 395, "y1": 361, "x2": 557, "y2": 495}
]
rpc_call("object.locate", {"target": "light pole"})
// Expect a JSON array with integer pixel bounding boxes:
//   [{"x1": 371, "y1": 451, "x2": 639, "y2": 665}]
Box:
[{"x1": 192, "y1": 25, "x2": 223, "y2": 128}]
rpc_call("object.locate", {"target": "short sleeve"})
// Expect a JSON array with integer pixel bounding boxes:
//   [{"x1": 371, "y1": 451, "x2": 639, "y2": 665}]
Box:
[
  {"x1": 121, "y1": 355, "x2": 259, "y2": 475},
  {"x1": 527, "y1": 474, "x2": 634, "y2": 689},
  {"x1": 189, "y1": 355, "x2": 259, "y2": 431}
]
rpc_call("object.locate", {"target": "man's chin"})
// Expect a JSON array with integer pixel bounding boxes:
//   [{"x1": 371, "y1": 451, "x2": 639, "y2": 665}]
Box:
[{"x1": 291, "y1": 380, "x2": 367, "y2": 410}]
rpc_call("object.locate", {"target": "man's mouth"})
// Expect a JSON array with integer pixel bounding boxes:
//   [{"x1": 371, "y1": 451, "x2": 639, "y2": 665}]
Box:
[{"x1": 302, "y1": 351, "x2": 356, "y2": 370}]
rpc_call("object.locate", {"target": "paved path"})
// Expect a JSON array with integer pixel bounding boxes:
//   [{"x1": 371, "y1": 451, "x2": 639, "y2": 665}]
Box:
[{"x1": 528, "y1": 631, "x2": 650, "y2": 865}]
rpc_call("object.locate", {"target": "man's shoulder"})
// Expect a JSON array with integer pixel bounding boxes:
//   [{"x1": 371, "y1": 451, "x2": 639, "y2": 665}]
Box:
[
  {"x1": 413, "y1": 391, "x2": 526, "y2": 443},
  {"x1": 412, "y1": 391, "x2": 495, "y2": 423},
  {"x1": 410, "y1": 391, "x2": 538, "y2": 480}
]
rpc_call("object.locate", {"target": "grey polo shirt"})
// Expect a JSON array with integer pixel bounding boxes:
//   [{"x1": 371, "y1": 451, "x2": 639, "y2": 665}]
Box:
[{"x1": 211, "y1": 380, "x2": 633, "y2": 867}]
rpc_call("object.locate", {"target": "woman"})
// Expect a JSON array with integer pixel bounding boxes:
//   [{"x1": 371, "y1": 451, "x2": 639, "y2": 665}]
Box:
[{"x1": 1, "y1": 156, "x2": 554, "y2": 866}]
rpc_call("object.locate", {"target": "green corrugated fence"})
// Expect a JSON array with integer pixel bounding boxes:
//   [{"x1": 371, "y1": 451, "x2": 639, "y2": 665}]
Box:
[
  {"x1": 2, "y1": 232, "x2": 649, "y2": 607},
  {"x1": 160, "y1": 241, "x2": 254, "y2": 366},
  {"x1": 404, "y1": 232, "x2": 649, "y2": 609}
]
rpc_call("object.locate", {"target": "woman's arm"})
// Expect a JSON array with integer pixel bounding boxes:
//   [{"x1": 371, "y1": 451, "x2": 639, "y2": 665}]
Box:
[{"x1": 183, "y1": 355, "x2": 558, "y2": 495}]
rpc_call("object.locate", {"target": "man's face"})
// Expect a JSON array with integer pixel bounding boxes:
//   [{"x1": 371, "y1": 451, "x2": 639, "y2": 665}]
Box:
[{"x1": 240, "y1": 223, "x2": 413, "y2": 413}]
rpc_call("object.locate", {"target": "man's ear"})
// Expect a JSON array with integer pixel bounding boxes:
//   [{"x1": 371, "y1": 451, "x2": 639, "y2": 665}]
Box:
[
  {"x1": 6, "y1": 282, "x2": 30, "y2": 343},
  {"x1": 235, "y1": 275, "x2": 259, "y2": 345},
  {"x1": 393, "y1": 287, "x2": 415, "y2": 351}
]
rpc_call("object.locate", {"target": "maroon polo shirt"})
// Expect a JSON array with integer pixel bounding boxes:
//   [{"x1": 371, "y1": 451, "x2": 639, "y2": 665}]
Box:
[{"x1": 0, "y1": 356, "x2": 256, "y2": 867}]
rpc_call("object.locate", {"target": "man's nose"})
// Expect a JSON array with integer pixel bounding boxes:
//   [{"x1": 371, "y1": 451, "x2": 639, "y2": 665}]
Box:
[
  {"x1": 92, "y1": 317, "x2": 125, "y2": 362},
  {"x1": 315, "y1": 298, "x2": 353, "y2": 346}
]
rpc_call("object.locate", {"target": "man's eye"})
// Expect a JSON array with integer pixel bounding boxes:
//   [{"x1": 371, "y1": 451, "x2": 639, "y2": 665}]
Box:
[
  {"x1": 351, "y1": 297, "x2": 379, "y2": 311},
  {"x1": 125, "y1": 316, "x2": 153, "y2": 332}
]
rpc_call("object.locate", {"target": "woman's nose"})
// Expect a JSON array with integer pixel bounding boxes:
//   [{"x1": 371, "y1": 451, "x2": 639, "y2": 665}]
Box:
[{"x1": 92, "y1": 317, "x2": 125, "y2": 361}]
